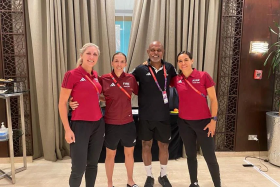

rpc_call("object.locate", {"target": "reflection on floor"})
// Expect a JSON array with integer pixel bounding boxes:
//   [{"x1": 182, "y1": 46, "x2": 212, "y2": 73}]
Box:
[{"x1": 0, "y1": 155, "x2": 280, "y2": 187}]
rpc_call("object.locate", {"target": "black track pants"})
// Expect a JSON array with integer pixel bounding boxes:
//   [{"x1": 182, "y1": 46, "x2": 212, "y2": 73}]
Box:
[
  {"x1": 178, "y1": 117, "x2": 221, "y2": 187},
  {"x1": 69, "y1": 119, "x2": 105, "y2": 187}
]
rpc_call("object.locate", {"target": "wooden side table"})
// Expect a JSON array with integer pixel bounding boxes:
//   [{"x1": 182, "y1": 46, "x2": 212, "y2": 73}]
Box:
[{"x1": 0, "y1": 92, "x2": 27, "y2": 184}]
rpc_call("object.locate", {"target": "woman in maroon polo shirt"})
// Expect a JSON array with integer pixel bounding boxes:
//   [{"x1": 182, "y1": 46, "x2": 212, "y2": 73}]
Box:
[
  {"x1": 59, "y1": 43, "x2": 105, "y2": 187},
  {"x1": 171, "y1": 51, "x2": 221, "y2": 187},
  {"x1": 70, "y1": 52, "x2": 139, "y2": 187}
]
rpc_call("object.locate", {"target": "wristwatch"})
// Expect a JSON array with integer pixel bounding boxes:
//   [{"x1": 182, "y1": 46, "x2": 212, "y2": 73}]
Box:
[{"x1": 211, "y1": 116, "x2": 218, "y2": 121}]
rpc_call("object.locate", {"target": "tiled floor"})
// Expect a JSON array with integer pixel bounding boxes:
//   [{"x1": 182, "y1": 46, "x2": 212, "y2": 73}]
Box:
[{"x1": 0, "y1": 155, "x2": 280, "y2": 187}]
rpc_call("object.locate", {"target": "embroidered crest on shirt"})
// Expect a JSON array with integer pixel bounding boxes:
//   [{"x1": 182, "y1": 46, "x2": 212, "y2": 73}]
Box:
[
  {"x1": 123, "y1": 82, "x2": 130, "y2": 87},
  {"x1": 94, "y1": 78, "x2": 99, "y2": 82},
  {"x1": 146, "y1": 72, "x2": 151, "y2": 76},
  {"x1": 110, "y1": 83, "x2": 116, "y2": 87},
  {"x1": 80, "y1": 77, "x2": 86, "y2": 82},
  {"x1": 178, "y1": 80, "x2": 182, "y2": 83},
  {"x1": 192, "y1": 79, "x2": 200, "y2": 84}
]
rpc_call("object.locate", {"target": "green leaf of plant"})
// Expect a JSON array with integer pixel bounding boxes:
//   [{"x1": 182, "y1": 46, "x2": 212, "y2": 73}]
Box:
[
  {"x1": 269, "y1": 27, "x2": 278, "y2": 35},
  {"x1": 271, "y1": 54, "x2": 278, "y2": 73},
  {"x1": 263, "y1": 41, "x2": 280, "y2": 56},
  {"x1": 268, "y1": 41, "x2": 280, "y2": 51},
  {"x1": 268, "y1": 65, "x2": 272, "y2": 77},
  {"x1": 264, "y1": 51, "x2": 274, "y2": 66},
  {"x1": 273, "y1": 21, "x2": 280, "y2": 30},
  {"x1": 264, "y1": 23, "x2": 280, "y2": 78},
  {"x1": 274, "y1": 55, "x2": 280, "y2": 69}
]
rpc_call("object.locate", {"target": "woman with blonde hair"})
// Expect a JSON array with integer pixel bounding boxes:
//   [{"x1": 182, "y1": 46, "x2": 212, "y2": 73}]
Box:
[
  {"x1": 59, "y1": 43, "x2": 104, "y2": 187},
  {"x1": 70, "y1": 52, "x2": 139, "y2": 187}
]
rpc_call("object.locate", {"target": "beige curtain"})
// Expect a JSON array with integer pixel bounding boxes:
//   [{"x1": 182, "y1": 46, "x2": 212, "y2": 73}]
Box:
[
  {"x1": 26, "y1": 0, "x2": 115, "y2": 161},
  {"x1": 127, "y1": 0, "x2": 220, "y2": 78}
]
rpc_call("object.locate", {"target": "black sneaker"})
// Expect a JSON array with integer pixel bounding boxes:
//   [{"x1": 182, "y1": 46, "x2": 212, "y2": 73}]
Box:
[
  {"x1": 158, "y1": 175, "x2": 172, "y2": 187},
  {"x1": 189, "y1": 182, "x2": 200, "y2": 187},
  {"x1": 144, "y1": 176, "x2": 154, "y2": 187}
]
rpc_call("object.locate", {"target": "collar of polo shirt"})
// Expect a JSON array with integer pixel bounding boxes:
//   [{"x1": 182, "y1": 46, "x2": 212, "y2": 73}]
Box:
[
  {"x1": 147, "y1": 59, "x2": 164, "y2": 73},
  {"x1": 180, "y1": 68, "x2": 198, "y2": 79}
]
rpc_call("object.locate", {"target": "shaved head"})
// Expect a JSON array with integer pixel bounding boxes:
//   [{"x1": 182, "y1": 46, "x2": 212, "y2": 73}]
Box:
[
  {"x1": 148, "y1": 41, "x2": 164, "y2": 50},
  {"x1": 147, "y1": 41, "x2": 164, "y2": 63}
]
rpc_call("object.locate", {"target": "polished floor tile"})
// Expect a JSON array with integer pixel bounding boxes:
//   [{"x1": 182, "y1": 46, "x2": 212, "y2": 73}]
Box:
[{"x1": 0, "y1": 155, "x2": 280, "y2": 187}]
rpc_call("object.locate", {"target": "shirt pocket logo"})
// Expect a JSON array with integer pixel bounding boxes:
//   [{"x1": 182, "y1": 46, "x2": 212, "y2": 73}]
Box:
[
  {"x1": 123, "y1": 82, "x2": 130, "y2": 87},
  {"x1": 192, "y1": 79, "x2": 200, "y2": 84}
]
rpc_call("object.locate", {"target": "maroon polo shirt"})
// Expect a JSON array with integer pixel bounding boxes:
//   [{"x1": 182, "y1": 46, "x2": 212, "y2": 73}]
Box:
[
  {"x1": 100, "y1": 71, "x2": 138, "y2": 125},
  {"x1": 62, "y1": 66, "x2": 102, "y2": 121},
  {"x1": 171, "y1": 69, "x2": 215, "y2": 120}
]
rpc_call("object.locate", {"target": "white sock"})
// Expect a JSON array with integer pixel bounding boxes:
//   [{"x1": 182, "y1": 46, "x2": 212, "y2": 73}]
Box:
[
  {"x1": 160, "y1": 165, "x2": 167, "y2": 177},
  {"x1": 145, "y1": 165, "x2": 153, "y2": 177}
]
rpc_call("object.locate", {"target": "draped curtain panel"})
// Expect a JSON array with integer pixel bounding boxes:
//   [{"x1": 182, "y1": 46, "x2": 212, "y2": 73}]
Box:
[
  {"x1": 127, "y1": 0, "x2": 220, "y2": 77},
  {"x1": 26, "y1": 0, "x2": 115, "y2": 161}
]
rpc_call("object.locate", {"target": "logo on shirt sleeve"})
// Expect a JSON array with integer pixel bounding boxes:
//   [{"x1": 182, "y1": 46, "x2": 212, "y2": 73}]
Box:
[{"x1": 80, "y1": 77, "x2": 86, "y2": 82}]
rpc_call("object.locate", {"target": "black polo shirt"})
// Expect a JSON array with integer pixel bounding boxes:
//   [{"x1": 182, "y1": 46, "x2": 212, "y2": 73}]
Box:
[{"x1": 132, "y1": 60, "x2": 177, "y2": 121}]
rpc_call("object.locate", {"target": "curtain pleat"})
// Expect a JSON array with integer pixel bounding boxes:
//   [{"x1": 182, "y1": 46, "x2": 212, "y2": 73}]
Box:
[
  {"x1": 127, "y1": 0, "x2": 220, "y2": 76},
  {"x1": 26, "y1": 0, "x2": 220, "y2": 160},
  {"x1": 26, "y1": 0, "x2": 115, "y2": 161},
  {"x1": 126, "y1": 0, "x2": 221, "y2": 107}
]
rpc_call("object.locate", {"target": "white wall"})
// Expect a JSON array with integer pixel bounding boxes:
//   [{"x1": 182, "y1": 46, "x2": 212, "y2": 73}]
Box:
[{"x1": 115, "y1": 0, "x2": 134, "y2": 16}]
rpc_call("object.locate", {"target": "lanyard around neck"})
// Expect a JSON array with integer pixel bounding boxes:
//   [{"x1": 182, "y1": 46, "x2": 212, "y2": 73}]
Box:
[
  {"x1": 109, "y1": 73, "x2": 131, "y2": 99},
  {"x1": 85, "y1": 75, "x2": 100, "y2": 95},
  {"x1": 183, "y1": 76, "x2": 206, "y2": 98},
  {"x1": 148, "y1": 64, "x2": 167, "y2": 92}
]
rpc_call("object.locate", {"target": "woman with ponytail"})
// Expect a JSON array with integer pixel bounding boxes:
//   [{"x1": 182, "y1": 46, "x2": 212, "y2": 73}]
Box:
[
  {"x1": 170, "y1": 51, "x2": 221, "y2": 187},
  {"x1": 59, "y1": 43, "x2": 105, "y2": 187}
]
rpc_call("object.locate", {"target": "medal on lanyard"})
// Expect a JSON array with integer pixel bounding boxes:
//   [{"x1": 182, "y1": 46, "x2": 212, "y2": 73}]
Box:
[
  {"x1": 148, "y1": 65, "x2": 168, "y2": 104},
  {"x1": 162, "y1": 90, "x2": 168, "y2": 104}
]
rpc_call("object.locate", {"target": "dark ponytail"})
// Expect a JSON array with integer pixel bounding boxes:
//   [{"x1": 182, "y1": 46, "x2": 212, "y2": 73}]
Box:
[{"x1": 112, "y1": 52, "x2": 127, "y2": 62}]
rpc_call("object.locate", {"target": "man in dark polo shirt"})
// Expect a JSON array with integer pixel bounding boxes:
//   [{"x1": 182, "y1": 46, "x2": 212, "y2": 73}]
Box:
[{"x1": 132, "y1": 41, "x2": 177, "y2": 187}]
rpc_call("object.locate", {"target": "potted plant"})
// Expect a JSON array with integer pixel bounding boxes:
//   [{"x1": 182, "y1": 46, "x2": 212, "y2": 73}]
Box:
[{"x1": 264, "y1": 21, "x2": 280, "y2": 167}]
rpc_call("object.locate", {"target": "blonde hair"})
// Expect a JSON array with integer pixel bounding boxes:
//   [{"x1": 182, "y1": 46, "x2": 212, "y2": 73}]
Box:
[{"x1": 76, "y1": 43, "x2": 100, "y2": 67}]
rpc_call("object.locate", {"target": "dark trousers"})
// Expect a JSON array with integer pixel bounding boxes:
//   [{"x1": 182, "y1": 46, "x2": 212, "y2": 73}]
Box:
[
  {"x1": 178, "y1": 118, "x2": 221, "y2": 187},
  {"x1": 69, "y1": 119, "x2": 105, "y2": 187}
]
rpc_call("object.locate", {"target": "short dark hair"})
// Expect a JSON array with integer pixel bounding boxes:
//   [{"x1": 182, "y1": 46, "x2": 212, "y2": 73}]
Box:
[
  {"x1": 112, "y1": 52, "x2": 127, "y2": 62},
  {"x1": 177, "y1": 51, "x2": 193, "y2": 60}
]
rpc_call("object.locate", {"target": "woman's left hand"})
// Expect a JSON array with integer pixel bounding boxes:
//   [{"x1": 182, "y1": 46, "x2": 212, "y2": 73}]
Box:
[{"x1": 203, "y1": 120, "x2": 216, "y2": 137}]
